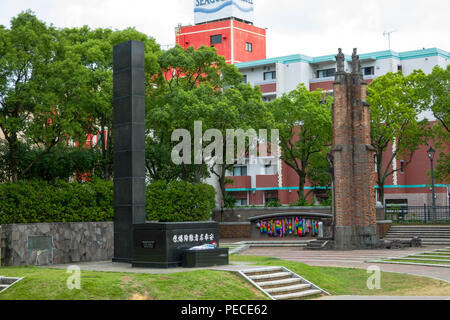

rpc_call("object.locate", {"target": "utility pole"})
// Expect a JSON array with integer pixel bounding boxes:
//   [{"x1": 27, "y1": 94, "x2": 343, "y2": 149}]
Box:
[{"x1": 428, "y1": 147, "x2": 437, "y2": 222}]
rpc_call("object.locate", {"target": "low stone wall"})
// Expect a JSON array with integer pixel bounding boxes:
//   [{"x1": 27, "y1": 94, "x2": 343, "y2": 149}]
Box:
[
  {"x1": 219, "y1": 223, "x2": 251, "y2": 239},
  {"x1": 0, "y1": 226, "x2": 5, "y2": 265},
  {"x1": 0, "y1": 222, "x2": 113, "y2": 267}
]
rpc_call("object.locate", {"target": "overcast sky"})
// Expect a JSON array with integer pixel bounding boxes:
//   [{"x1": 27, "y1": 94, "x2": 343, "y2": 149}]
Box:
[{"x1": 1, "y1": 0, "x2": 449, "y2": 58}]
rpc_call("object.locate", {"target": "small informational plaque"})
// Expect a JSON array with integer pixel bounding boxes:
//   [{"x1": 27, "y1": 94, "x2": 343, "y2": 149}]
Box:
[
  {"x1": 27, "y1": 236, "x2": 53, "y2": 266},
  {"x1": 141, "y1": 241, "x2": 156, "y2": 249}
]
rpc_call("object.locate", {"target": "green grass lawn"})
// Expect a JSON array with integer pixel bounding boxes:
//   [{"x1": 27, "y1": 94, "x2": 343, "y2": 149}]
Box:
[
  {"x1": 410, "y1": 255, "x2": 450, "y2": 260},
  {"x1": 1, "y1": 255, "x2": 450, "y2": 300},
  {"x1": 230, "y1": 256, "x2": 450, "y2": 296},
  {"x1": 0, "y1": 266, "x2": 267, "y2": 300},
  {"x1": 385, "y1": 259, "x2": 450, "y2": 266}
]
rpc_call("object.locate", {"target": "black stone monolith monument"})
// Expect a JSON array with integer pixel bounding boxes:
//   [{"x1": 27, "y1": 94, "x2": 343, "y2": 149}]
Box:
[{"x1": 112, "y1": 41, "x2": 146, "y2": 263}]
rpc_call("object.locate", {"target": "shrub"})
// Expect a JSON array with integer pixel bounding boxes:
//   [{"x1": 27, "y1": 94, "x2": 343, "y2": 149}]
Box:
[
  {"x1": 265, "y1": 198, "x2": 282, "y2": 208},
  {"x1": 146, "y1": 180, "x2": 216, "y2": 222},
  {"x1": 0, "y1": 179, "x2": 113, "y2": 224},
  {"x1": 0, "y1": 179, "x2": 216, "y2": 224}
]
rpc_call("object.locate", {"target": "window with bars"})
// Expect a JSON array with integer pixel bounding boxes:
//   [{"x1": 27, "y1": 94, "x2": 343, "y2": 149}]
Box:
[
  {"x1": 263, "y1": 71, "x2": 276, "y2": 81},
  {"x1": 317, "y1": 68, "x2": 335, "y2": 78},
  {"x1": 233, "y1": 166, "x2": 248, "y2": 177},
  {"x1": 210, "y1": 34, "x2": 222, "y2": 45},
  {"x1": 363, "y1": 66, "x2": 375, "y2": 76}
]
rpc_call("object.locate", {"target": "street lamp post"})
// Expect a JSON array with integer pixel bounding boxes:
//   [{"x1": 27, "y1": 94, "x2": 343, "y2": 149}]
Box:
[{"x1": 427, "y1": 147, "x2": 437, "y2": 221}]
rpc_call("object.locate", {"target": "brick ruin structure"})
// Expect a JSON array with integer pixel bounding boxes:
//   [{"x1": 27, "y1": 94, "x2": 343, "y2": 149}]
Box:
[{"x1": 330, "y1": 48, "x2": 378, "y2": 250}]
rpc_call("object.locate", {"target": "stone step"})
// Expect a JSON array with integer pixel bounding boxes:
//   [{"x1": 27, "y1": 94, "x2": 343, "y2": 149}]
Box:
[
  {"x1": 395, "y1": 257, "x2": 450, "y2": 263},
  {"x1": 389, "y1": 231, "x2": 450, "y2": 233},
  {"x1": 272, "y1": 289, "x2": 322, "y2": 300},
  {"x1": 243, "y1": 267, "x2": 283, "y2": 276},
  {"x1": 387, "y1": 231, "x2": 450, "y2": 234},
  {"x1": 249, "y1": 272, "x2": 292, "y2": 281},
  {"x1": 258, "y1": 278, "x2": 303, "y2": 289},
  {"x1": 0, "y1": 278, "x2": 17, "y2": 285},
  {"x1": 423, "y1": 243, "x2": 450, "y2": 246},
  {"x1": 390, "y1": 227, "x2": 450, "y2": 229},
  {"x1": 0, "y1": 284, "x2": 9, "y2": 288},
  {"x1": 265, "y1": 284, "x2": 311, "y2": 294},
  {"x1": 390, "y1": 226, "x2": 450, "y2": 228},
  {"x1": 388, "y1": 231, "x2": 450, "y2": 234},
  {"x1": 387, "y1": 236, "x2": 450, "y2": 239}
]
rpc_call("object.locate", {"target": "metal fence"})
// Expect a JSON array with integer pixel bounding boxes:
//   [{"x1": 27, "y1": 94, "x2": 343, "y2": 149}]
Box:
[{"x1": 385, "y1": 205, "x2": 450, "y2": 224}]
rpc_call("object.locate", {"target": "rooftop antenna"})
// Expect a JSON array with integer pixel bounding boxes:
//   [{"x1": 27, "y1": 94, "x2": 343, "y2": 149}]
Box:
[{"x1": 383, "y1": 30, "x2": 396, "y2": 51}]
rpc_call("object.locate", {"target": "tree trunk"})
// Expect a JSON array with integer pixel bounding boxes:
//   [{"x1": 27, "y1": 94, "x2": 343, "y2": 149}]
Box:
[
  {"x1": 298, "y1": 172, "x2": 307, "y2": 203},
  {"x1": 9, "y1": 134, "x2": 19, "y2": 183},
  {"x1": 376, "y1": 153, "x2": 385, "y2": 204}
]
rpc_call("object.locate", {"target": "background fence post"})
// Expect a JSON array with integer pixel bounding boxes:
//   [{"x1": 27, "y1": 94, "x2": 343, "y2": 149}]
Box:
[{"x1": 424, "y1": 204, "x2": 427, "y2": 224}]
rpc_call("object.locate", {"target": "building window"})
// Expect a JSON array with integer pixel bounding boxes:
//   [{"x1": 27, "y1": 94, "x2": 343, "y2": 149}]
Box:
[
  {"x1": 235, "y1": 198, "x2": 248, "y2": 206},
  {"x1": 397, "y1": 65, "x2": 403, "y2": 72},
  {"x1": 246, "y1": 42, "x2": 253, "y2": 52},
  {"x1": 363, "y1": 66, "x2": 374, "y2": 76},
  {"x1": 400, "y1": 160, "x2": 405, "y2": 174},
  {"x1": 233, "y1": 166, "x2": 248, "y2": 177},
  {"x1": 210, "y1": 34, "x2": 222, "y2": 45},
  {"x1": 263, "y1": 71, "x2": 276, "y2": 81},
  {"x1": 263, "y1": 96, "x2": 275, "y2": 102},
  {"x1": 242, "y1": 74, "x2": 247, "y2": 83},
  {"x1": 265, "y1": 164, "x2": 277, "y2": 175},
  {"x1": 317, "y1": 68, "x2": 335, "y2": 78}
]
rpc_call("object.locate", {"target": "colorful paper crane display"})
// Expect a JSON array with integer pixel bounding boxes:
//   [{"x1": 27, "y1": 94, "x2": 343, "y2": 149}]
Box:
[{"x1": 258, "y1": 217, "x2": 320, "y2": 238}]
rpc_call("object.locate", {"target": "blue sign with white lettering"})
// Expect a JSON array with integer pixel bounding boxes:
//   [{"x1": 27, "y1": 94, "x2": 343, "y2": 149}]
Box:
[{"x1": 194, "y1": 0, "x2": 254, "y2": 24}]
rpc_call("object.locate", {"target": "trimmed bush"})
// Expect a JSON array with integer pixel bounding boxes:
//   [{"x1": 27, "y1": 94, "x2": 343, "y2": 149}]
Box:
[
  {"x1": 146, "y1": 180, "x2": 216, "y2": 222},
  {"x1": 0, "y1": 179, "x2": 216, "y2": 224},
  {"x1": 0, "y1": 179, "x2": 114, "y2": 224}
]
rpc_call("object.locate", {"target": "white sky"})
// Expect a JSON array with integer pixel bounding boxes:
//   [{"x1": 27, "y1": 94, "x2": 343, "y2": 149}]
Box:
[{"x1": 0, "y1": 0, "x2": 449, "y2": 58}]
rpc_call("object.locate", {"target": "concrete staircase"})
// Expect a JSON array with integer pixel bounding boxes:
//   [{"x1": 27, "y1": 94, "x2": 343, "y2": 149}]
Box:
[
  {"x1": 384, "y1": 226, "x2": 450, "y2": 245},
  {"x1": 304, "y1": 240, "x2": 333, "y2": 250},
  {"x1": 0, "y1": 276, "x2": 23, "y2": 293},
  {"x1": 238, "y1": 267, "x2": 329, "y2": 300}
]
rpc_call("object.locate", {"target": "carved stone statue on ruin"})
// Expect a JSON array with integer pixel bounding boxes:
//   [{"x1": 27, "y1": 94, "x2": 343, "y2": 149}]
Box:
[{"x1": 336, "y1": 48, "x2": 345, "y2": 73}]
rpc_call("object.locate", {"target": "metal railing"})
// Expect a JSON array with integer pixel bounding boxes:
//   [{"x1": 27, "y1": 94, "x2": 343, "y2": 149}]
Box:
[{"x1": 385, "y1": 205, "x2": 450, "y2": 224}]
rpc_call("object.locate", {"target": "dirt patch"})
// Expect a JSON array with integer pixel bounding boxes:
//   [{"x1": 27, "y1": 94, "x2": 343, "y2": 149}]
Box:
[
  {"x1": 386, "y1": 283, "x2": 450, "y2": 296},
  {"x1": 129, "y1": 292, "x2": 153, "y2": 300}
]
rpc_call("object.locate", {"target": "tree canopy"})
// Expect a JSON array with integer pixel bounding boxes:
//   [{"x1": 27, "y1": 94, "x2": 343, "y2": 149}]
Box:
[
  {"x1": 367, "y1": 71, "x2": 430, "y2": 202},
  {"x1": 269, "y1": 85, "x2": 333, "y2": 203}
]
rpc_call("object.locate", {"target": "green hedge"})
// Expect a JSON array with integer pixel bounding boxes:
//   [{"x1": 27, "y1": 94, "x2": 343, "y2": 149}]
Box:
[
  {"x1": 0, "y1": 179, "x2": 216, "y2": 224},
  {"x1": 146, "y1": 180, "x2": 216, "y2": 222},
  {"x1": 0, "y1": 179, "x2": 114, "y2": 224}
]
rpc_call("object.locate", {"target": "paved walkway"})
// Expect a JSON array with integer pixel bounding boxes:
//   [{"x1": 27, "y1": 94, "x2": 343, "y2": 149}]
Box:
[
  {"x1": 46, "y1": 260, "x2": 262, "y2": 274},
  {"x1": 241, "y1": 245, "x2": 450, "y2": 282},
  {"x1": 316, "y1": 296, "x2": 450, "y2": 300}
]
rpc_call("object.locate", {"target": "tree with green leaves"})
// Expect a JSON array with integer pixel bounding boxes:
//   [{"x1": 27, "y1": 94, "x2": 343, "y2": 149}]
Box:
[
  {"x1": 423, "y1": 65, "x2": 450, "y2": 183},
  {"x1": 269, "y1": 84, "x2": 333, "y2": 203},
  {"x1": 0, "y1": 11, "x2": 90, "y2": 182},
  {"x1": 147, "y1": 45, "x2": 241, "y2": 184},
  {"x1": 207, "y1": 82, "x2": 273, "y2": 205},
  {"x1": 367, "y1": 71, "x2": 431, "y2": 203},
  {"x1": 62, "y1": 26, "x2": 161, "y2": 180}
]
